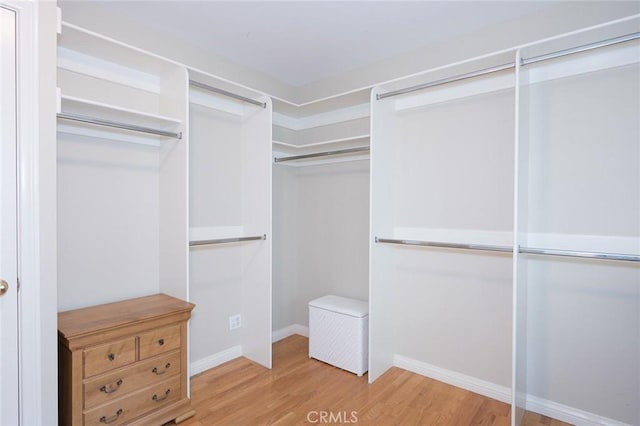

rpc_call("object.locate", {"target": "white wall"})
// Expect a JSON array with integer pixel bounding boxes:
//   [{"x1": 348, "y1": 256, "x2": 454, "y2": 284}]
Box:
[
  {"x1": 272, "y1": 165, "x2": 298, "y2": 330},
  {"x1": 272, "y1": 160, "x2": 370, "y2": 330},
  {"x1": 57, "y1": 135, "x2": 161, "y2": 310}
]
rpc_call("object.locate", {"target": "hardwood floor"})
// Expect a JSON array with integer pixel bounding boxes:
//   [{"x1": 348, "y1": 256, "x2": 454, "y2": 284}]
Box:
[
  {"x1": 174, "y1": 335, "x2": 569, "y2": 425},
  {"x1": 521, "y1": 412, "x2": 570, "y2": 426}
]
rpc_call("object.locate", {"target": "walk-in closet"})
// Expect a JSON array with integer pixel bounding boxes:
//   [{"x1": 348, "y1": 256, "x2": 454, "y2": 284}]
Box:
[
  {"x1": 54, "y1": 20, "x2": 274, "y2": 416},
  {"x1": 371, "y1": 16, "x2": 639, "y2": 426},
  {"x1": 11, "y1": 1, "x2": 636, "y2": 424}
]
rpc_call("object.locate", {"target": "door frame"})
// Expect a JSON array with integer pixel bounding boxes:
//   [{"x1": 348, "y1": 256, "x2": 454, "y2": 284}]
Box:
[
  {"x1": 1, "y1": 4, "x2": 19, "y2": 424},
  {"x1": 1, "y1": 1, "x2": 58, "y2": 424}
]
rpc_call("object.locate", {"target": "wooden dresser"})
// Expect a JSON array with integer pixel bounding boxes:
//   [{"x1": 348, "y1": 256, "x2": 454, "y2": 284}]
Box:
[{"x1": 58, "y1": 294, "x2": 196, "y2": 425}]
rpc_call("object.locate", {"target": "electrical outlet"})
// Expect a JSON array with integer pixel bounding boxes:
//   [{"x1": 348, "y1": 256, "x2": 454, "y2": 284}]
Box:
[{"x1": 229, "y1": 314, "x2": 241, "y2": 330}]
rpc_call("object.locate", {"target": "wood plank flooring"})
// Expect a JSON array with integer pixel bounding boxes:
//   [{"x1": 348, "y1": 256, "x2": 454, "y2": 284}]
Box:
[
  {"x1": 521, "y1": 412, "x2": 571, "y2": 426},
  {"x1": 173, "y1": 335, "x2": 569, "y2": 425}
]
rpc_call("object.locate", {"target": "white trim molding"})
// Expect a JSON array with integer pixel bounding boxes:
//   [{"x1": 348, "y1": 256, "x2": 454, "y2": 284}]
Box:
[
  {"x1": 272, "y1": 324, "x2": 309, "y2": 343},
  {"x1": 8, "y1": 1, "x2": 59, "y2": 425},
  {"x1": 273, "y1": 103, "x2": 370, "y2": 131},
  {"x1": 525, "y1": 395, "x2": 632, "y2": 426},
  {"x1": 393, "y1": 354, "x2": 512, "y2": 404},
  {"x1": 190, "y1": 345, "x2": 242, "y2": 377},
  {"x1": 393, "y1": 354, "x2": 632, "y2": 425}
]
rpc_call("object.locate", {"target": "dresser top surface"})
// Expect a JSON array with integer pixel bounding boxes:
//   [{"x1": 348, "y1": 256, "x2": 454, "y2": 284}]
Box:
[{"x1": 58, "y1": 293, "x2": 195, "y2": 340}]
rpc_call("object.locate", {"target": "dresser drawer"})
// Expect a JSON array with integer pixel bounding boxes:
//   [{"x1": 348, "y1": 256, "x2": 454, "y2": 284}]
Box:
[
  {"x1": 84, "y1": 337, "x2": 136, "y2": 378},
  {"x1": 84, "y1": 376, "x2": 181, "y2": 426},
  {"x1": 84, "y1": 350, "x2": 181, "y2": 410},
  {"x1": 59, "y1": 294, "x2": 195, "y2": 425},
  {"x1": 139, "y1": 324, "x2": 181, "y2": 359}
]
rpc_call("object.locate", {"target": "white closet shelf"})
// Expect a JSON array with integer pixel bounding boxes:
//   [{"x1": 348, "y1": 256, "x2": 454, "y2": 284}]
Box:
[
  {"x1": 59, "y1": 22, "x2": 179, "y2": 79},
  {"x1": 273, "y1": 135, "x2": 370, "y2": 151},
  {"x1": 189, "y1": 87, "x2": 251, "y2": 119},
  {"x1": 392, "y1": 227, "x2": 514, "y2": 247},
  {"x1": 273, "y1": 136, "x2": 370, "y2": 167},
  {"x1": 378, "y1": 31, "x2": 639, "y2": 112},
  {"x1": 524, "y1": 39, "x2": 639, "y2": 86},
  {"x1": 393, "y1": 71, "x2": 514, "y2": 112},
  {"x1": 60, "y1": 95, "x2": 181, "y2": 128},
  {"x1": 57, "y1": 94, "x2": 182, "y2": 142},
  {"x1": 189, "y1": 70, "x2": 268, "y2": 119}
]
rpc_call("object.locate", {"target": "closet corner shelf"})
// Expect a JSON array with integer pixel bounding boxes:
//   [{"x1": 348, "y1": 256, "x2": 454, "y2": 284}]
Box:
[
  {"x1": 189, "y1": 234, "x2": 267, "y2": 247},
  {"x1": 57, "y1": 95, "x2": 182, "y2": 140}
]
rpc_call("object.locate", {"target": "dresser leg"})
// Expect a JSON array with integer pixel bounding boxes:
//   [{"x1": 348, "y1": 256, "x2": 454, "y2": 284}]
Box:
[{"x1": 174, "y1": 409, "x2": 196, "y2": 424}]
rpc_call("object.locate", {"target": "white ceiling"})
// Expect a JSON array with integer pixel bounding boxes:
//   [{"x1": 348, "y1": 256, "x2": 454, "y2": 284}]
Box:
[{"x1": 62, "y1": 1, "x2": 559, "y2": 87}]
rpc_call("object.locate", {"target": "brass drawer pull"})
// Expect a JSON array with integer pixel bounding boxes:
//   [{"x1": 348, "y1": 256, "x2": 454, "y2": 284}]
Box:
[
  {"x1": 100, "y1": 408, "x2": 123, "y2": 424},
  {"x1": 152, "y1": 389, "x2": 171, "y2": 402},
  {"x1": 107, "y1": 352, "x2": 115, "y2": 361},
  {"x1": 158, "y1": 338, "x2": 165, "y2": 346},
  {"x1": 99, "y1": 379, "x2": 123, "y2": 394},
  {"x1": 152, "y1": 363, "x2": 171, "y2": 375}
]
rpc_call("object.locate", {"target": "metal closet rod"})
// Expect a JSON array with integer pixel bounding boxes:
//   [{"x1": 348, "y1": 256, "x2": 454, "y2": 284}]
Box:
[
  {"x1": 521, "y1": 31, "x2": 640, "y2": 66},
  {"x1": 189, "y1": 80, "x2": 266, "y2": 108},
  {"x1": 377, "y1": 31, "x2": 640, "y2": 101},
  {"x1": 274, "y1": 146, "x2": 370, "y2": 163},
  {"x1": 375, "y1": 237, "x2": 640, "y2": 262},
  {"x1": 374, "y1": 237, "x2": 512, "y2": 253},
  {"x1": 376, "y1": 62, "x2": 515, "y2": 101},
  {"x1": 189, "y1": 234, "x2": 266, "y2": 247},
  {"x1": 57, "y1": 113, "x2": 182, "y2": 139},
  {"x1": 519, "y1": 247, "x2": 640, "y2": 262}
]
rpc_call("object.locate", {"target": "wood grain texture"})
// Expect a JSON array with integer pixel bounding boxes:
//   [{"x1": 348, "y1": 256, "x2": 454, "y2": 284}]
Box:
[
  {"x1": 172, "y1": 335, "x2": 569, "y2": 425},
  {"x1": 58, "y1": 293, "x2": 195, "y2": 340},
  {"x1": 522, "y1": 411, "x2": 572, "y2": 426},
  {"x1": 58, "y1": 294, "x2": 195, "y2": 425}
]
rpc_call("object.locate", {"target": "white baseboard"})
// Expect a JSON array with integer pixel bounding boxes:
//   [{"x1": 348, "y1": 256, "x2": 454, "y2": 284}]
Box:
[
  {"x1": 525, "y1": 395, "x2": 631, "y2": 426},
  {"x1": 189, "y1": 345, "x2": 630, "y2": 425},
  {"x1": 189, "y1": 326, "x2": 309, "y2": 377},
  {"x1": 272, "y1": 324, "x2": 309, "y2": 342},
  {"x1": 393, "y1": 354, "x2": 511, "y2": 404},
  {"x1": 190, "y1": 345, "x2": 242, "y2": 377},
  {"x1": 393, "y1": 354, "x2": 631, "y2": 425}
]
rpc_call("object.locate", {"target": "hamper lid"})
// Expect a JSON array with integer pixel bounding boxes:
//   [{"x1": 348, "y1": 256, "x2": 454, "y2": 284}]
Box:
[{"x1": 309, "y1": 295, "x2": 369, "y2": 318}]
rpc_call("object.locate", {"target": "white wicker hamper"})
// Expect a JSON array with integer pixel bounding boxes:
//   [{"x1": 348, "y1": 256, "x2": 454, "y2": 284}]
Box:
[{"x1": 308, "y1": 295, "x2": 369, "y2": 376}]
